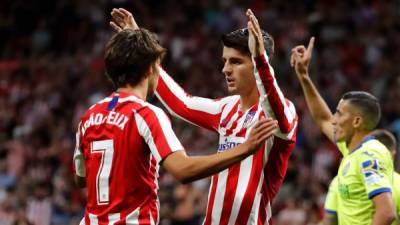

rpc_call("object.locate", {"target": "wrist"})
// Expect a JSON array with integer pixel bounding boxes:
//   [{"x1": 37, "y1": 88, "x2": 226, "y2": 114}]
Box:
[{"x1": 237, "y1": 141, "x2": 251, "y2": 156}]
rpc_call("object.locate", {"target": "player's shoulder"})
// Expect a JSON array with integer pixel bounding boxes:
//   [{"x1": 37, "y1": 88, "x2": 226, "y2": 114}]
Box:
[
  {"x1": 330, "y1": 175, "x2": 338, "y2": 186},
  {"x1": 359, "y1": 138, "x2": 391, "y2": 159},
  {"x1": 79, "y1": 96, "x2": 113, "y2": 120},
  {"x1": 219, "y1": 95, "x2": 240, "y2": 105},
  {"x1": 127, "y1": 99, "x2": 170, "y2": 123}
]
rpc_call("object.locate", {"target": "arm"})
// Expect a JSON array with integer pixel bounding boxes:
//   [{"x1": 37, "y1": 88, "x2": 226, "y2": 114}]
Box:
[
  {"x1": 291, "y1": 37, "x2": 335, "y2": 142},
  {"x1": 73, "y1": 123, "x2": 86, "y2": 188},
  {"x1": 163, "y1": 118, "x2": 277, "y2": 183},
  {"x1": 323, "y1": 176, "x2": 339, "y2": 225},
  {"x1": 135, "y1": 104, "x2": 277, "y2": 183},
  {"x1": 155, "y1": 68, "x2": 225, "y2": 131},
  {"x1": 360, "y1": 149, "x2": 396, "y2": 225},
  {"x1": 110, "y1": 8, "x2": 223, "y2": 131},
  {"x1": 323, "y1": 214, "x2": 338, "y2": 225},
  {"x1": 246, "y1": 10, "x2": 297, "y2": 139},
  {"x1": 371, "y1": 192, "x2": 396, "y2": 225}
]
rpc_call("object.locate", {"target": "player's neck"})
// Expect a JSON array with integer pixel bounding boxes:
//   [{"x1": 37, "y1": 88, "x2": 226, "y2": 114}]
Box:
[
  {"x1": 348, "y1": 131, "x2": 371, "y2": 153},
  {"x1": 239, "y1": 89, "x2": 258, "y2": 111},
  {"x1": 117, "y1": 80, "x2": 149, "y2": 100}
]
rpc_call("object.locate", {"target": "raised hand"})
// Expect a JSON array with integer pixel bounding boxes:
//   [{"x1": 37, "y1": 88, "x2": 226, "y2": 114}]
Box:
[
  {"x1": 246, "y1": 9, "x2": 265, "y2": 57},
  {"x1": 245, "y1": 118, "x2": 278, "y2": 153},
  {"x1": 291, "y1": 37, "x2": 315, "y2": 78},
  {"x1": 110, "y1": 8, "x2": 139, "y2": 32}
]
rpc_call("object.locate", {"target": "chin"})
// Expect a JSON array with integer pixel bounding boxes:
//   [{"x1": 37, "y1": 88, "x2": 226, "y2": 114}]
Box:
[
  {"x1": 227, "y1": 87, "x2": 238, "y2": 95},
  {"x1": 334, "y1": 133, "x2": 344, "y2": 142}
]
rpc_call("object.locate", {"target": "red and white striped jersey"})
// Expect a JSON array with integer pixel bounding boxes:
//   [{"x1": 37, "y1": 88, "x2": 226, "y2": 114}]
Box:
[
  {"x1": 155, "y1": 52, "x2": 298, "y2": 225},
  {"x1": 73, "y1": 92, "x2": 183, "y2": 225}
]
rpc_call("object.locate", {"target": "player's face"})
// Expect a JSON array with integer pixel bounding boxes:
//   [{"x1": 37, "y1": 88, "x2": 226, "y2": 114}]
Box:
[
  {"x1": 332, "y1": 99, "x2": 356, "y2": 143},
  {"x1": 222, "y1": 47, "x2": 256, "y2": 96}
]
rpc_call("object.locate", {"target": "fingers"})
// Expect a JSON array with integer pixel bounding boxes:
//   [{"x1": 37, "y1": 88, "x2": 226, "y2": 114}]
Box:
[
  {"x1": 110, "y1": 22, "x2": 122, "y2": 32},
  {"x1": 111, "y1": 10, "x2": 125, "y2": 27},
  {"x1": 247, "y1": 9, "x2": 261, "y2": 35},
  {"x1": 110, "y1": 8, "x2": 139, "y2": 30},
  {"x1": 291, "y1": 46, "x2": 306, "y2": 54},
  {"x1": 290, "y1": 52, "x2": 295, "y2": 67},
  {"x1": 292, "y1": 51, "x2": 302, "y2": 64},
  {"x1": 253, "y1": 118, "x2": 278, "y2": 132},
  {"x1": 111, "y1": 9, "x2": 126, "y2": 21},
  {"x1": 119, "y1": 8, "x2": 132, "y2": 17},
  {"x1": 253, "y1": 119, "x2": 278, "y2": 141},
  {"x1": 257, "y1": 128, "x2": 276, "y2": 142},
  {"x1": 307, "y1": 37, "x2": 315, "y2": 54},
  {"x1": 247, "y1": 21, "x2": 257, "y2": 37}
]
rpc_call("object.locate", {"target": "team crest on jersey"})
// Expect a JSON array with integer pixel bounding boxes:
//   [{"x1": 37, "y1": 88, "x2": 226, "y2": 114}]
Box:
[{"x1": 243, "y1": 111, "x2": 256, "y2": 127}]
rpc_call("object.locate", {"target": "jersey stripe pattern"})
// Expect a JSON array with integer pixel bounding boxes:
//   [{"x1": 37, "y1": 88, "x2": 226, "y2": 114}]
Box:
[
  {"x1": 73, "y1": 92, "x2": 183, "y2": 225},
  {"x1": 155, "y1": 52, "x2": 297, "y2": 225}
]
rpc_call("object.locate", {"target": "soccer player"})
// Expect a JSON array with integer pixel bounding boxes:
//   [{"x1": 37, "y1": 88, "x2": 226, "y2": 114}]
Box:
[
  {"x1": 110, "y1": 8, "x2": 297, "y2": 225},
  {"x1": 324, "y1": 129, "x2": 400, "y2": 225},
  {"x1": 73, "y1": 28, "x2": 279, "y2": 225},
  {"x1": 291, "y1": 38, "x2": 396, "y2": 224}
]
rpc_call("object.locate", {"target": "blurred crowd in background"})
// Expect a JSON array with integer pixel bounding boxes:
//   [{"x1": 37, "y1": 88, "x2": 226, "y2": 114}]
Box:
[{"x1": 0, "y1": 0, "x2": 399, "y2": 224}]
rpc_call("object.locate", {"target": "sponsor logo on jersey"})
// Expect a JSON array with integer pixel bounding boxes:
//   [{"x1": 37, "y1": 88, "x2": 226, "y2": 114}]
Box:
[
  {"x1": 218, "y1": 138, "x2": 241, "y2": 152},
  {"x1": 362, "y1": 159, "x2": 382, "y2": 185}
]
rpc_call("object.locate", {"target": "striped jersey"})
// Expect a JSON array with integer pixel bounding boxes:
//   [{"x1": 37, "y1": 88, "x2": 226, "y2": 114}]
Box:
[
  {"x1": 155, "y1": 52, "x2": 298, "y2": 225},
  {"x1": 73, "y1": 92, "x2": 183, "y2": 225}
]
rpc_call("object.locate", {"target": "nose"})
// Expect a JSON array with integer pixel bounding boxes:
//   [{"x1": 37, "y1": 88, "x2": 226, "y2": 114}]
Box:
[
  {"x1": 331, "y1": 116, "x2": 337, "y2": 126},
  {"x1": 222, "y1": 62, "x2": 232, "y2": 75}
]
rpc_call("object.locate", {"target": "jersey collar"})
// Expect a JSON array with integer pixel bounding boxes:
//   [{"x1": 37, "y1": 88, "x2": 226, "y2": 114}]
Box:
[{"x1": 350, "y1": 135, "x2": 375, "y2": 154}]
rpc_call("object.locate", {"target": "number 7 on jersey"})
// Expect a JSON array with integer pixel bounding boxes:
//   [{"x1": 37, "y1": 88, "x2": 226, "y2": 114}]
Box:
[{"x1": 91, "y1": 139, "x2": 114, "y2": 205}]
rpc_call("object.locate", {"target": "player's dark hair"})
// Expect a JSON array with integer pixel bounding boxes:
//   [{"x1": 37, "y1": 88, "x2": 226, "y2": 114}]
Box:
[
  {"x1": 105, "y1": 29, "x2": 166, "y2": 88},
  {"x1": 370, "y1": 129, "x2": 397, "y2": 151},
  {"x1": 222, "y1": 28, "x2": 274, "y2": 59},
  {"x1": 341, "y1": 91, "x2": 381, "y2": 131}
]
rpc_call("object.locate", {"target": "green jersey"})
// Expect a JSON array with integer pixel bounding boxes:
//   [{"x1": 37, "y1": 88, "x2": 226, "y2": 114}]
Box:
[
  {"x1": 335, "y1": 136, "x2": 394, "y2": 225},
  {"x1": 393, "y1": 172, "x2": 400, "y2": 224},
  {"x1": 325, "y1": 175, "x2": 338, "y2": 215}
]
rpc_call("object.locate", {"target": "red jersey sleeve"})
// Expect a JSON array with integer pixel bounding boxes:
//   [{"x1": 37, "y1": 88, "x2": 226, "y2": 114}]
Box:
[
  {"x1": 155, "y1": 68, "x2": 226, "y2": 132},
  {"x1": 253, "y1": 52, "x2": 298, "y2": 140},
  {"x1": 134, "y1": 104, "x2": 184, "y2": 163}
]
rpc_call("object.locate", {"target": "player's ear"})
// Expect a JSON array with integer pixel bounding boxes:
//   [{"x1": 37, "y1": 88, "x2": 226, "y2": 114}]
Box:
[
  {"x1": 143, "y1": 63, "x2": 154, "y2": 80},
  {"x1": 352, "y1": 115, "x2": 363, "y2": 129}
]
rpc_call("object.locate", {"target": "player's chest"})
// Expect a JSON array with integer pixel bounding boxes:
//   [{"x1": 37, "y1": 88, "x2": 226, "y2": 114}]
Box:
[
  {"x1": 337, "y1": 156, "x2": 365, "y2": 199},
  {"x1": 218, "y1": 105, "x2": 262, "y2": 138}
]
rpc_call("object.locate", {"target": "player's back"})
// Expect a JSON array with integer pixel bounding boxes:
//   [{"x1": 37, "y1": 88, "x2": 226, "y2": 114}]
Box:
[{"x1": 78, "y1": 92, "x2": 166, "y2": 224}]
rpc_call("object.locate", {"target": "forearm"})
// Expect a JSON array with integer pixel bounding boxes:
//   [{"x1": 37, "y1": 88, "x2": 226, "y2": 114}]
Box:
[
  {"x1": 371, "y1": 211, "x2": 395, "y2": 225},
  {"x1": 371, "y1": 193, "x2": 396, "y2": 225},
  {"x1": 176, "y1": 143, "x2": 252, "y2": 183},
  {"x1": 298, "y1": 75, "x2": 332, "y2": 125},
  {"x1": 253, "y1": 53, "x2": 296, "y2": 133},
  {"x1": 297, "y1": 74, "x2": 335, "y2": 141},
  {"x1": 322, "y1": 218, "x2": 337, "y2": 225}
]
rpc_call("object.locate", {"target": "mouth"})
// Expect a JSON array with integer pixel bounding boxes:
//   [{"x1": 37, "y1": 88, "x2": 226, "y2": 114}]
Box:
[{"x1": 226, "y1": 77, "x2": 235, "y2": 87}]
